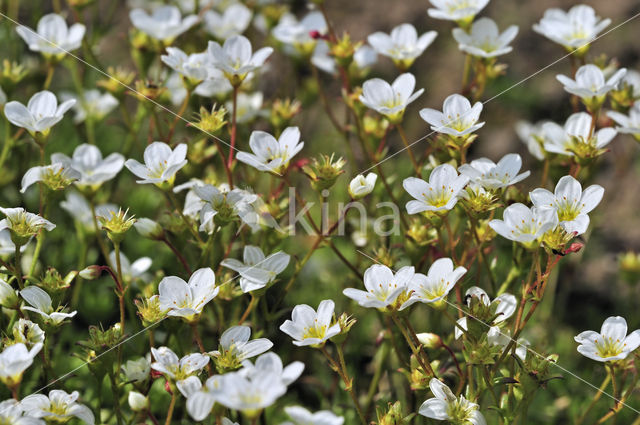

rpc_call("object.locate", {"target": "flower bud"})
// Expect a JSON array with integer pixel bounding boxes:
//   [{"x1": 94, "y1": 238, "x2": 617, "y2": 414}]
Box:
[
  {"x1": 128, "y1": 391, "x2": 149, "y2": 411},
  {"x1": 348, "y1": 173, "x2": 377, "y2": 199},
  {"x1": 79, "y1": 265, "x2": 102, "y2": 280},
  {"x1": 135, "y1": 296, "x2": 167, "y2": 326},
  {"x1": 192, "y1": 105, "x2": 227, "y2": 134},
  {"x1": 270, "y1": 98, "x2": 301, "y2": 131},
  {"x1": 134, "y1": 218, "x2": 164, "y2": 240},
  {"x1": 97, "y1": 67, "x2": 135, "y2": 98},
  {"x1": 416, "y1": 333, "x2": 441, "y2": 349},
  {"x1": 40, "y1": 268, "x2": 70, "y2": 292}
]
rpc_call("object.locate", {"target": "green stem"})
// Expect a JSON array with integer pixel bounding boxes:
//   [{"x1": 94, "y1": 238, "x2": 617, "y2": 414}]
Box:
[
  {"x1": 227, "y1": 85, "x2": 239, "y2": 174},
  {"x1": 164, "y1": 387, "x2": 176, "y2": 425},
  {"x1": 575, "y1": 374, "x2": 611, "y2": 425},
  {"x1": 14, "y1": 245, "x2": 23, "y2": 290},
  {"x1": 390, "y1": 314, "x2": 435, "y2": 378},
  {"x1": 396, "y1": 124, "x2": 420, "y2": 175},
  {"x1": 321, "y1": 346, "x2": 367, "y2": 425}
]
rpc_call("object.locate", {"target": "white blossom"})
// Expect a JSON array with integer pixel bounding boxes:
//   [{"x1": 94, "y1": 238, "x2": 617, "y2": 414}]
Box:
[
  {"x1": 208, "y1": 35, "x2": 273, "y2": 82},
  {"x1": 280, "y1": 299, "x2": 341, "y2": 346},
  {"x1": 236, "y1": 127, "x2": 304, "y2": 175},
  {"x1": 367, "y1": 23, "x2": 437, "y2": 67},
  {"x1": 20, "y1": 286, "x2": 76, "y2": 325},
  {"x1": 343, "y1": 265, "x2": 413, "y2": 309},
  {"x1": 419, "y1": 94, "x2": 484, "y2": 137},
  {"x1": 452, "y1": 18, "x2": 518, "y2": 58},
  {"x1": 427, "y1": 0, "x2": 489, "y2": 23},
  {"x1": 4, "y1": 91, "x2": 75, "y2": 136},
  {"x1": 348, "y1": 173, "x2": 377, "y2": 199},
  {"x1": 533, "y1": 5, "x2": 610, "y2": 50},
  {"x1": 209, "y1": 326, "x2": 273, "y2": 363},
  {"x1": 542, "y1": 112, "x2": 616, "y2": 156},
  {"x1": 608, "y1": 103, "x2": 640, "y2": 136},
  {"x1": 419, "y1": 378, "x2": 486, "y2": 425},
  {"x1": 400, "y1": 258, "x2": 466, "y2": 310},
  {"x1": 16, "y1": 13, "x2": 85, "y2": 57},
  {"x1": 21, "y1": 390, "x2": 94, "y2": 425},
  {"x1": 203, "y1": 4, "x2": 252, "y2": 40},
  {"x1": 283, "y1": 406, "x2": 344, "y2": 425},
  {"x1": 556, "y1": 64, "x2": 626, "y2": 101},
  {"x1": 403, "y1": 164, "x2": 469, "y2": 214},
  {"x1": 51, "y1": 144, "x2": 125, "y2": 189},
  {"x1": 220, "y1": 245, "x2": 290, "y2": 293},
  {"x1": 359, "y1": 73, "x2": 423, "y2": 123},
  {"x1": 150, "y1": 346, "x2": 209, "y2": 381},
  {"x1": 62, "y1": 90, "x2": 118, "y2": 123},
  {"x1": 489, "y1": 203, "x2": 558, "y2": 244},
  {"x1": 0, "y1": 342, "x2": 43, "y2": 387},
  {"x1": 530, "y1": 175, "x2": 604, "y2": 235},
  {"x1": 458, "y1": 153, "x2": 530, "y2": 190},
  {"x1": 158, "y1": 268, "x2": 218, "y2": 321},
  {"x1": 575, "y1": 316, "x2": 640, "y2": 362},
  {"x1": 129, "y1": 6, "x2": 198, "y2": 42},
  {"x1": 125, "y1": 142, "x2": 187, "y2": 186}
]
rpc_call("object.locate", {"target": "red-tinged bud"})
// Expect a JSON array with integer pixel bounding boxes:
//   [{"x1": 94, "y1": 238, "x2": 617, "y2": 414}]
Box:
[
  {"x1": 150, "y1": 370, "x2": 163, "y2": 379},
  {"x1": 164, "y1": 380, "x2": 173, "y2": 394},
  {"x1": 565, "y1": 242, "x2": 583, "y2": 254},
  {"x1": 293, "y1": 158, "x2": 310, "y2": 169},
  {"x1": 309, "y1": 30, "x2": 327, "y2": 40}
]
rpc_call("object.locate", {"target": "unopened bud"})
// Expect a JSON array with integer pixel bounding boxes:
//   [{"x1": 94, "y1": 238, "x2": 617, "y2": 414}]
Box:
[{"x1": 128, "y1": 391, "x2": 149, "y2": 411}]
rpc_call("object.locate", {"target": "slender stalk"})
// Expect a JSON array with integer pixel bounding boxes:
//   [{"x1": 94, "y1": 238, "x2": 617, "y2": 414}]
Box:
[
  {"x1": 160, "y1": 236, "x2": 192, "y2": 274},
  {"x1": 43, "y1": 64, "x2": 55, "y2": 90},
  {"x1": 213, "y1": 137, "x2": 234, "y2": 188},
  {"x1": 227, "y1": 85, "x2": 239, "y2": 172},
  {"x1": 114, "y1": 242, "x2": 126, "y2": 332},
  {"x1": 239, "y1": 294, "x2": 259, "y2": 324},
  {"x1": 164, "y1": 389, "x2": 176, "y2": 425},
  {"x1": 166, "y1": 190, "x2": 205, "y2": 245},
  {"x1": 28, "y1": 232, "x2": 45, "y2": 277},
  {"x1": 89, "y1": 201, "x2": 113, "y2": 268},
  {"x1": 14, "y1": 245, "x2": 23, "y2": 290},
  {"x1": 166, "y1": 89, "x2": 191, "y2": 143},
  {"x1": 390, "y1": 314, "x2": 435, "y2": 377},
  {"x1": 320, "y1": 346, "x2": 367, "y2": 425},
  {"x1": 396, "y1": 124, "x2": 420, "y2": 175}
]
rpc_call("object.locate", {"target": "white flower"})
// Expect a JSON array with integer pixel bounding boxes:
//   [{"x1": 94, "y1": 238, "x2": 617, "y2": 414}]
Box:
[
  {"x1": 10, "y1": 318, "x2": 45, "y2": 348},
  {"x1": 178, "y1": 375, "x2": 224, "y2": 421},
  {"x1": 4, "y1": 91, "x2": 75, "y2": 136},
  {"x1": 158, "y1": 267, "x2": 219, "y2": 321},
  {"x1": 283, "y1": 406, "x2": 344, "y2": 425},
  {"x1": 542, "y1": 112, "x2": 617, "y2": 156},
  {"x1": 0, "y1": 208, "x2": 55, "y2": 244},
  {"x1": 150, "y1": 346, "x2": 209, "y2": 381},
  {"x1": 192, "y1": 184, "x2": 264, "y2": 233},
  {"x1": 125, "y1": 142, "x2": 187, "y2": 186},
  {"x1": 359, "y1": 73, "x2": 424, "y2": 123},
  {"x1": 20, "y1": 161, "x2": 80, "y2": 193},
  {"x1": 129, "y1": 6, "x2": 198, "y2": 42},
  {"x1": 367, "y1": 23, "x2": 437, "y2": 67},
  {"x1": 419, "y1": 94, "x2": 484, "y2": 137},
  {"x1": 533, "y1": 5, "x2": 611, "y2": 49},
  {"x1": 556, "y1": 64, "x2": 626, "y2": 101},
  {"x1": 343, "y1": 265, "x2": 414, "y2": 309},
  {"x1": 280, "y1": 299, "x2": 341, "y2": 346},
  {"x1": 427, "y1": 0, "x2": 489, "y2": 23},
  {"x1": 134, "y1": 218, "x2": 163, "y2": 239},
  {"x1": 210, "y1": 326, "x2": 273, "y2": 362},
  {"x1": 575, "y1": 316, "x2": 640, "y2": 362},
  {"x1": 121, "y1": 357, "x2": 150, "y2": 383},
  {"x1": 489, "y1": 203, "x2": 558, "y2": 244},
  {"x1": 20, "y1": 286, "x2": 76, "y2": 325},
  {"x1": 220, "y1": 245, "x2": 290, "y2": 293},
  {"x1": 237, "y1": 127, "x2": 304, "y2": 175},
  {"x1": 273, "y1": 12, "x2": 327, "y2": 54},
  {"x1": 108, "y1": 251, "x2": 152, "y2": 281},
  {"x1": 21, "y1": 390, "x2": 94, "y2": 425},
  {"x1": 52, "y1": 144, "x2": 125, "y2": 189},
  {"x1": 239, "y1": 352, "x2": 304, "y2": 387},
  {"x1": 203, "y1": 4, "x2": 252, "y2": 40},
  {"x1": 403, "y1": 164, "x2": 469, "y2": 214},
  {"x1": 608, "y1": 103, "x2": 640, "y2": 136},
  {"x1": 619, "y1": 70, "x2": 640, "y2": 98},
  {"x1": 63, "y1": 90, "x2": 118, "y2": 123},
  {"x1": 458, "y1": 154, "x2": 530, "y2": 190},
  {"x1": 530, "y1": 175, "x2": 604, "y2": 235},
  {"x1": 0, "y1": 342, "x2": 43, "y2": 386},
  {"x1": 452, "y1": 18, "x2": 518, "y2": 58},
  {"x1": 127, "y1": 391, "x2": 148, "y2": 412},
  {"x1": 215, "y1": 369, "x2": 287, "y2": 413},
  {"x1": 16, "y1": 13, "x2": 85, "y2": 57},
  {"x1": 161, "y1": 47, "x2": 212, "y2": 85},
  {"x1": 348, "y1": 173, "x2": 377, "y2": 199},
  {"x1": 515, "y1": 120, "x2": 547, "y2": 161},
  {"x1": 0, "y1": 399, "x2": 45, "y2": 425},
  {"x1": 419, "y1": 378, "x2": 486, "y2": 425},
  {"x1": 400, "y1": 258, "x2": 466, "y2": 310},
  {"x1": 208, "y1": 35, "x2": 273, "y2": 82},
  {"x1": 226, "y1": 92, "x2": 263, "y2": 124}
]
